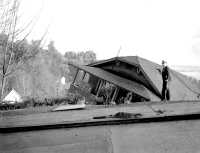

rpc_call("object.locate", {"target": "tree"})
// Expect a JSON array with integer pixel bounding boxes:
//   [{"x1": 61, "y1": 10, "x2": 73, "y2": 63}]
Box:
[
  {"x1": 64, "y1": 50, "x2": 97, "y2": 82},
  {"x1": 65, "y1": 50, "x2": 97, "y2": 65},
  {"x1": 0, "y1": 0, "x2": 50, "y2": 102}
]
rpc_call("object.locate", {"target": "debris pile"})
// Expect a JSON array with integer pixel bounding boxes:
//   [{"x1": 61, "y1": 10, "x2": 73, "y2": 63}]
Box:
[
  {"x1": 93, "y1": 112, "x2": 142, "y2": 119},
  {"x1": 113, "y1": 112, "x2": 142, "y2": 119}
]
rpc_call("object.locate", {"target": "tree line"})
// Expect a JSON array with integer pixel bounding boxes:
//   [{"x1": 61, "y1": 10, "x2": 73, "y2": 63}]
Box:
[
  {"x1": 0, "y1": 37, "x2": 97, "y2": 100},
  {"x1": 0, "y1": 0, "x2": 97, "y2": 101}
]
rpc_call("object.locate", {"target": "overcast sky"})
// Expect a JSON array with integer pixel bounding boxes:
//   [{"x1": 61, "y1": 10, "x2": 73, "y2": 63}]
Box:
[{"x1": 20, "y1": 0, "x2": 200, "y2": 66}]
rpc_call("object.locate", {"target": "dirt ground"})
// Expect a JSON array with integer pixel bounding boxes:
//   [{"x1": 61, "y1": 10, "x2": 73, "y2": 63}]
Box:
[
  {"x1": 0, "y1": 100, "x2": 194, "y2": 117},
  {"x1": 0, "y1": 106, "x2": 56, "y2": 116}
]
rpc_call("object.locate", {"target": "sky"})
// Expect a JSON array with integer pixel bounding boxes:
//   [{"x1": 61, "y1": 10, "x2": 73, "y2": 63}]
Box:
[{"x1": 19, "y1": 0, "x2": 200, "y2": 66}]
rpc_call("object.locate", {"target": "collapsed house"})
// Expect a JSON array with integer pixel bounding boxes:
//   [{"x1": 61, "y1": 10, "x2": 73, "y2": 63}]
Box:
[{"x1": 69, "y1": 56, "x2": 200, "y2": 103}]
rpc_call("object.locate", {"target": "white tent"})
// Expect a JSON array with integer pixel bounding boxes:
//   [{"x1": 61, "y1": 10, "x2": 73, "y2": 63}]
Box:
[
  {"x1": 61, "y1": 76, "x2": 65, "y2": 85},
  {"x1": 3, "y1": 89, "x2": 22, "y2": 103}
]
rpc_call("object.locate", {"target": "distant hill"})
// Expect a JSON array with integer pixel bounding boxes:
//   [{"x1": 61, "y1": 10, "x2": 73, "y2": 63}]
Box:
[
  {"x1": 170, "y1": 65, "x2": 200, "y2": 80},
  {"x1": 170, "y1": 65, "x2": 200, "y2": 72}
]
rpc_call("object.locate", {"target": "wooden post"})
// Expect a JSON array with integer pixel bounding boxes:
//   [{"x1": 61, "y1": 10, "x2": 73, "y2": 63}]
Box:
[
  {"x1": 137, "y1": 68, "x2": 141, "y2": 76},
  {"x1": 96, "y1": 79, "x2": 104, "y2": 97},
  {"x1": 82, "y1": 71, "x2": 86, "y2": 81},
  {"x1": 111, "y1": 87, "x2": 119, "y2": 102},
  {"x1": 72, "y1": 68, "x2": 79, "y2": 84},
  {"x1": 95, "y1": 78, "x2": 101, "y2": 92}
]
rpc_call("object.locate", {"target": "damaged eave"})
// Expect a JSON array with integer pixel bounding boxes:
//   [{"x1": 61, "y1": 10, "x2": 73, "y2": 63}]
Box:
[
  {"x1": 117, "y1": 57, "x2": 139, "y2": 67},
  {"x1": 86, "y1": 57, "x2": 118, "y2": 66},
  {"x1": 69, "y1": 63, "x2": 154, "y2": 101},
  {"x1": 88, "y1": 57, "x2": 140, "y2": 68},
  {"x1": 87, "y1": 57, "x2": 161, "y2": 98}
]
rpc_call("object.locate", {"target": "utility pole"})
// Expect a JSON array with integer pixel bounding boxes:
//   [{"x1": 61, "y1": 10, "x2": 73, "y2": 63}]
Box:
[
  {"x1": 112, "y1": 46, "x2": 121, "y2": 70},
  {"x1": 56, "y1": 81, "x2": 59, "y2": 96}
]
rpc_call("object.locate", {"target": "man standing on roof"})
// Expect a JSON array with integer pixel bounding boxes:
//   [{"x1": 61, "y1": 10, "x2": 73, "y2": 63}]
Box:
[{"x1": 157, "y1": 60, "x2": 172, "y2": 101}]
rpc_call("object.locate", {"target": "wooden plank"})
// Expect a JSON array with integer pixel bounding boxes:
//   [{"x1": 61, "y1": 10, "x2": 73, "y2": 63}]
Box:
[{"x1": 52, "y1": 104, "x2": 86, "y2": 112}]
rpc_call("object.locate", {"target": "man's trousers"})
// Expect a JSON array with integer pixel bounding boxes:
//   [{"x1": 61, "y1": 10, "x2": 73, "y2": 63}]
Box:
[{"x1": 162, "y1": 80, "x2": 170, "y2": 100}]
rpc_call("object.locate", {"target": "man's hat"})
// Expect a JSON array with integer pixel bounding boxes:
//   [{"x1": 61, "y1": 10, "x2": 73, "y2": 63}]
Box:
[{"x1": 162, "y1": 60, "x2": 167, "y2": 64}]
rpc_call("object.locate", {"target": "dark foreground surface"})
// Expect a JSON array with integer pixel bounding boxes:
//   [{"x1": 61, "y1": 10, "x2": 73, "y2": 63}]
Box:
[
  {"x1": 1, "y1": 119, "x2": 200, "y2": 153},
  {"x1": 1, "y1": 100, "x2": 200, "y2": 132},
  {"x1": 1, "y1": 100, "x2": 200, "y2": 152}
]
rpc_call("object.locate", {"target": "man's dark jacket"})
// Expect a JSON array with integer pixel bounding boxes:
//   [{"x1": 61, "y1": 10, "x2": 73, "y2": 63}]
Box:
[{"x1": 162, "y1": 66, "x2": 171, "y2": 82}]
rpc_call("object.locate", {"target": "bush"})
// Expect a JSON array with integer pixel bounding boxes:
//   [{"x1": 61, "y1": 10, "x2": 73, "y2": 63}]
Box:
[
  {"x1": 0, "y1": 92, "x2": 85, "y2": 110},
  {"x1": 0, "y1": 101, "x2": 29, "y2": 110},
  {"x1": 0, "y1": 102, "x2": 9, "y2": 110},
  {"x1": 64, "y1": 92, "x2": 83, "y2": 104}
]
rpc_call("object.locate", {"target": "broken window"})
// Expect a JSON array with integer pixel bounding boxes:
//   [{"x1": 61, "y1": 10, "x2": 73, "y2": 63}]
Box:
[
  {"x1": 125, "y1": 63, "x2": 133, "y2": 70},
  {"x1": 97, "y1": 82, "x2": 116, "y2": 104},
  {"x1": 116, "y1": 88, "x2": 147, "y2": 104}
]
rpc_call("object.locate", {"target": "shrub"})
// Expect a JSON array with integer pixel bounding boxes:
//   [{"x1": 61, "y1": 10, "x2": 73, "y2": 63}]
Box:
[
  {"x1": 0, "y1": 101, "x2": 28, "y2": 110},
  {"x1": 0, "y1": 92, "x2": 86, "y2": 110},
  {"x1": 0, "y1": 102, "x2": 9, "y2": 110}
]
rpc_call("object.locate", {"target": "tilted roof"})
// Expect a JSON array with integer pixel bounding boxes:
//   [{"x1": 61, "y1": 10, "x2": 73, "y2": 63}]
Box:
[
  {"x1": 70, "y1": 63, "x2": 160, "y2": 101},
  {"x1": 120, "y1": 56, "x2": 200, "y2": 100},
  {"x1": 87, "y1": 56, "x2": 200, "y2": 100}
]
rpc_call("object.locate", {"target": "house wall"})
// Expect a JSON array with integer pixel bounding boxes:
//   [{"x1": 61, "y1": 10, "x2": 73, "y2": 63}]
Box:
[
  {"x1": 69, "y1": 84, "x2": 95, "y2": 103},
  {"x1": 88, "y1": 75, "x2": 100, "y2": 95}
]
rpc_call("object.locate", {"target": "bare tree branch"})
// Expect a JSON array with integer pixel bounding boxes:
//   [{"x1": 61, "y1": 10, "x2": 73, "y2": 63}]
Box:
[
  {"x1": 0, "y1": 0, "x2": 10, "y2": 8},
  {"x1": 5, "y1": 16, "x2": 51, "y2": 78},
  {"x1": 4, "y1": 0, "x2": 19, "y2": 76},
  {"x1": 17, "y1": 0, "x2": 32, "y2": 19},
  {"x1": 0, "y1": 0, "x2": 52, "y2": 101},
  {"x1": 15, "y1": 6, "x2": 43, "y2": 44}
]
